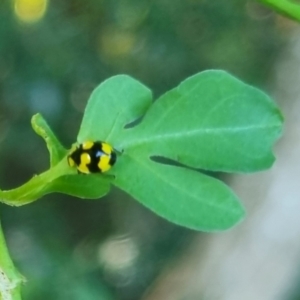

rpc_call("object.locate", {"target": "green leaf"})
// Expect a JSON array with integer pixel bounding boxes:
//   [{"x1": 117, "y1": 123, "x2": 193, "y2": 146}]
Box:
[
  {"x1": 31, "y1": 113, "x2": 67, "y2": 167},
  {"x1": 0, "y1": 71, "x2": 283, "y2": 233},
  {"x1": 114, "y1": 154, "x2": 245, "y2": 231},
  {"x1": 258, "y1": 0, "x2": 300, "y2": 22},
  {"x1": 77, "y1": 75, "x2": 152, "y2": 145},
  {"x1": 120, "y1": 70, "x2": 283, "y2": 173},
  {"x1": 73, "y1": 70, "x2": 282, "y2": 230},
  {"x1": 44, "y1": 174, "x2": 111, "y2": 199}
]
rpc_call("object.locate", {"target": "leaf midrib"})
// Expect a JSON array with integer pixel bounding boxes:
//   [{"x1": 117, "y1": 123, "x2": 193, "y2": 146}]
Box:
[{"x1": 122, "y1": 122, "x2": 281, "y2": 148}]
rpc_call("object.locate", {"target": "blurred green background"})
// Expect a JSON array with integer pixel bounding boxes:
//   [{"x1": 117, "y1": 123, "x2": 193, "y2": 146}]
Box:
[{"x1": 0, "y1": 0, "x2": 292, "y2": 299}]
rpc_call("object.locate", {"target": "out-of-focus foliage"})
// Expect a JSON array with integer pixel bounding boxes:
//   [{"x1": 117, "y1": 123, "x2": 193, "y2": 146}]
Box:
[{"x1": 0, "y1": 0, "x2": 287, "y2": 299}]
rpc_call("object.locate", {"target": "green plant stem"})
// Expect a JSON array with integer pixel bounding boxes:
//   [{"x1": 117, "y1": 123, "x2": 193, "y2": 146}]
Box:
[
  {"x1": 258, "y1": 0, "x2": 300, "y2": 21},
  {"x1": 0, "y1": 222, "x2": 24, "y2": 300},
  {"x1": 0, "y1": 158, "x2": 73, "y2": 206}
]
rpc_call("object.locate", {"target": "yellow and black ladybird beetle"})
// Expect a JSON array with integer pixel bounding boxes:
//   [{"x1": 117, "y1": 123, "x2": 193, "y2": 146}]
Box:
[{"x1": 68, "y1": 141, "x2": 117, "y2": 174}]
